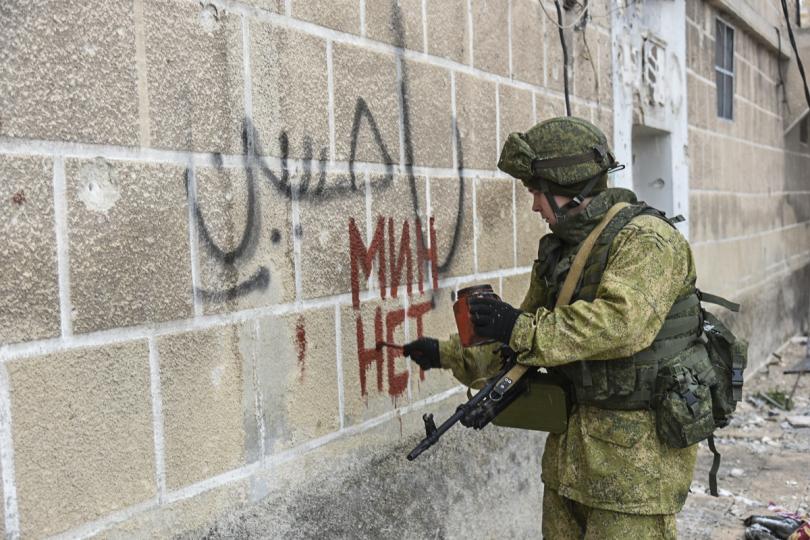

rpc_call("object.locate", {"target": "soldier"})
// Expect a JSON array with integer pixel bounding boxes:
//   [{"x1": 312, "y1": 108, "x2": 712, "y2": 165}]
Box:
[{"x1": 403, "y1": 117, "x2": 705, "y2": 539}]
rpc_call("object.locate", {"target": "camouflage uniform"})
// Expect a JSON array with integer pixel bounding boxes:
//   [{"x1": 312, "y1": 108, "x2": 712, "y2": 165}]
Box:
[{"x1": 438, "y1": 118, "x2": 698, "y2": 538}]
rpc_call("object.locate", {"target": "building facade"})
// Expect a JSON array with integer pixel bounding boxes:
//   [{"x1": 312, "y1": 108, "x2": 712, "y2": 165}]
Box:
[{"x1": 0, "y1": 0, "x2": 808, "y2": 537}]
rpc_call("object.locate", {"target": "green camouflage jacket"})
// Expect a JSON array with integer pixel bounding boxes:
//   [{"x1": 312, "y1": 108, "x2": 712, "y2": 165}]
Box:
[{"x1": 438, "y1": 188, "x2": 697, "y2": 514}]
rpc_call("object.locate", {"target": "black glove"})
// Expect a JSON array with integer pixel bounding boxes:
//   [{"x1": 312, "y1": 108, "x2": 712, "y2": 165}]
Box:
[
  {"x1": 468, "y1": 296, "x2": 522, "y2": 345},
  {"x1": 403, "y1": 337, "x2": 441, "y2": 370}
]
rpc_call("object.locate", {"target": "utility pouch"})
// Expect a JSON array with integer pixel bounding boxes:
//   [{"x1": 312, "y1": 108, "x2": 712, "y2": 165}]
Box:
[
  {"x1": 491, "y1": 372, "x2": 571, "y2": 434},
  {"x1": 656, "y1": 364, "x2": 715, "y2": 448},
  {"x1": 702, "y1": 310, "x2": 748, "y2": 428}
]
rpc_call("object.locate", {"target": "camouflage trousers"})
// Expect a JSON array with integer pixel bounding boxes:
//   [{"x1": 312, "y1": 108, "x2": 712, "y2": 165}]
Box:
[{"x1": 542, "y1": 487, "x2": 677, "y2": 539}]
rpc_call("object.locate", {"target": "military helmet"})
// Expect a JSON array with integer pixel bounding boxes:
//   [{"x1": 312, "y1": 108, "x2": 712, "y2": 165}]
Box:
[{"x1": 497, "y1": 116, "x2": 619, "y2": 198}]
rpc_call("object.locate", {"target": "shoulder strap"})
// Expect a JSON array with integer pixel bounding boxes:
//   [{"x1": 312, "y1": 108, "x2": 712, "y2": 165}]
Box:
[
  {"x1": 555, "y1": 202, "x2": 631, "y2": 308},
  {"x1": 499, "y1": 203, "x2": 631, "y2": 396}
]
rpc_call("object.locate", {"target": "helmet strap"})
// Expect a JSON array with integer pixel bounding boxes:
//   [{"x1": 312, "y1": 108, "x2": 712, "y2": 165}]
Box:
[{"x1": 538, "y1": 173, "x2": 603, "y2": 223}]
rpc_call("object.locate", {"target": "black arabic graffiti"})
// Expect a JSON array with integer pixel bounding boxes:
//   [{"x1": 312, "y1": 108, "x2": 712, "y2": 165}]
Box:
[{"x1": 188, "y1": 2, "x2": 466, "y2": 302}]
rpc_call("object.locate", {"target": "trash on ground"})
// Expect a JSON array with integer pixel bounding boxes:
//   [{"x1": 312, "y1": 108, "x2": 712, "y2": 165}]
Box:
[{"x1": 786, "y1": 416, "x2": 810, "y2": 428}]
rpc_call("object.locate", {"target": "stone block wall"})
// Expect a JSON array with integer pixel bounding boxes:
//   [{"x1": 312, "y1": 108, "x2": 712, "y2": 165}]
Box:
[
  {"x1": 0, "y1": 0, "x2": 611, "y2": 537},
  {"x1": 686, "y1": 0, "x2": 810, "y2": 368}
]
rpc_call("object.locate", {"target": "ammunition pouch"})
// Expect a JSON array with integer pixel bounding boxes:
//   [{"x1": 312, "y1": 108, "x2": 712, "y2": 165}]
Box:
[
  {"x1": 654, "y1": 343, "x2": 717, "y2": 448},
  {"x1": 490, "y1": 372, "x2": 571, "y2": 433}
]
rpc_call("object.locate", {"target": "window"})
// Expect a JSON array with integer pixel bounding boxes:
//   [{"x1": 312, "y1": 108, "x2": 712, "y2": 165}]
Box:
[
  {"x1": 715, "y1": 18, "x2": 735, "y2": 120},
  {"x1": 801, "y1": 116, "x2": 809, "y2": 145}
]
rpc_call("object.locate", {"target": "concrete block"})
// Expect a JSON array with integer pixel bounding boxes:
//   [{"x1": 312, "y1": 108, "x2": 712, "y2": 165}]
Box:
[
  {"x1": 0, "y1": 156, "x2": 60, "y2": 344},
  {"x1": 455, "y1": 72, "x2": 498, "y2": 170},
  {"x1": 96, "y1": 478, "x2": 249, "y2": 539},
  {"x1": 514, "y1": 180, "x2": 548, "y2": 266},
  {"x1": 0, "y1": 2, "x2": 139, "y2": 145},
  {"x1": 341, "y1": 298, "x2": 411, "y2": 425},
  {"x1": 8, "y1": 341, "x2": 155, "y2": 538},
  {"x1": 545, "y1": 23, "x2": 568, "y2": 94},
  {"x1": 291, "y1": 0, "x2": 360, "y2": 34},
  {"x1": 511, "y1": 0, "x2": 545, "y2": 86},
  {"x1": 67, "y1": 158, "x2": 193, "y2": 333},
  {"x1": 472, "y1": 0, "x2": 509, "y2": 77},
  {"x1": 242, "y1": 0, "x2": 283, "y2": 12},
  {"x1": 333, "y1": 43, "x2": 400, "y2": 164},
  {"x1": 250, "y1": 23, "x2": 329, "y2": 160},
  {"x1": 536, "y1": 93, "x2": 567, "y2": 121},
  {"x1": 476, "y1": 177, "x2": 515, "y2": 273},
  {"x1": 256, "y1": 309, "x2": 340, "y2": 453},
  {"x1": 499, "y1": 84, "x2": 534, "y2": 151},
  {"x1": 145, "y1": 0, "x2": 243, "y2": 153},
  {"x1": 573, "y1": 26, "x2": 599, "y2": 102},
  {"x1": 366, "y1": 0, "x2": 424, "y2": 50},
  {"x1": 501, "y1": 271, "x2": 532, "y2": 307},
  {"x1": 402, "y1": 60, "x2": 454, "y2": 167},
  {"x1": 430, "y1": 176, "x2": 475, "y2": 277},
  {"x1": 299, "y1": 173, "x2": 368, "y2": 299},
  {"x1": 194, "y1": 165, "x2": 295, "y2": 313},
  {"x1": 426, "y1": 0, "x2": 470, "y2": 64},
  {"x1": 158, "y1": 325, "x2": 250, "y2": 489},
  {"x1": 407, "y1": 289, "x2": 463, "y2": 400}
]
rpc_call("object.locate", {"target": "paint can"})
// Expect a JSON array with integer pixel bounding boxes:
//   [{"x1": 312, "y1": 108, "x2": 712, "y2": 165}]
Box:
[{"x1": 453, "y1": 284, "x2": 499, "y2": 347}]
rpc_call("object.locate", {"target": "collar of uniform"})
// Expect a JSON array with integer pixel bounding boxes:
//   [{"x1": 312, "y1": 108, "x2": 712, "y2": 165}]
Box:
[{"x1": 549, "y1": 188, "x2": 638, "y2": 245}]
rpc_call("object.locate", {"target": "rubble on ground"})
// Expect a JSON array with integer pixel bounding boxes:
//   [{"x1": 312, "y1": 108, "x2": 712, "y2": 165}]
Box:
[{"x1": 678, "y1": 338, "x2": 810, "y2": 539}]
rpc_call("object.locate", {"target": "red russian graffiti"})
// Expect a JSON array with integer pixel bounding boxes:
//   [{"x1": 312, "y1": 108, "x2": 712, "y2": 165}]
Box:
[{"x1": 350, "y1": 216, "x2": 441, "y2": 396}]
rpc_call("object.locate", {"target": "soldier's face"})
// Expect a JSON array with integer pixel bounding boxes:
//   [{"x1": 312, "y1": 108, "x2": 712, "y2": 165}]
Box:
[{"x1": 529, "y1": 188, "x2": 562, "y2": 226}]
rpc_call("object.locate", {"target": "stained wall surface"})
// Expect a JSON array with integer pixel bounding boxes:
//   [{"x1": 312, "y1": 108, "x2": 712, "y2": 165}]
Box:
[{"x1": 0, "y1": 0, "x2": 609, "y2": 537}]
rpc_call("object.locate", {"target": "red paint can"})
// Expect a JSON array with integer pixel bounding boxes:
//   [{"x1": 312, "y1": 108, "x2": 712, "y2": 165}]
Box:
[{"x1": 453, "y1": 284, "x2": 499, "y2": 347}]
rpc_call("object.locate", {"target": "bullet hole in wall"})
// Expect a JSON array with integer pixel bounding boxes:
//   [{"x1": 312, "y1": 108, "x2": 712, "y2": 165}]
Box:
[
  {"x1": 11, "y1": 190, "x2": 25, "y2": 205},
  {"x1": 271, "y1": 228, "x2": 282, "y2": 244}
]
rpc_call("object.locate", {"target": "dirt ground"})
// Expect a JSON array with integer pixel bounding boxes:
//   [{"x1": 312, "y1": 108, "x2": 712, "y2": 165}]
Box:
[{"x1": 677, "y1": 337, "x2": 810, "y2": 539}]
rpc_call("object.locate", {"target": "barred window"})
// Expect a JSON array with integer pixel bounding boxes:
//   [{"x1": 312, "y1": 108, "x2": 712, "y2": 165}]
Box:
[{"x1": 715, "y1": 18, "x2": 735, "y2": 120}]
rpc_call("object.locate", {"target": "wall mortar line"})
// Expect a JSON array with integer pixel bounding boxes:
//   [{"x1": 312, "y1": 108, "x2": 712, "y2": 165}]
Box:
[
  {"x1": 147, "y1": 336, "x2": 166, "y2": 503},
  {"x1": 133, "y1": 0, "x2": 151, "y2": 147},
  {"x1": 334, "y1": 305, "x2": 345, "y2": 430},
  {"x1": 512, "y1": 179, "x2": 518, "y2": 268},
  {"x1": 0, "y1": 363, "x2": 20, "y2": 539},
  {"x1": 251, "y1": 319, "x2": 267, "y2": 461},
  {"x1": 472, "y1": 176, "x2": 479, "y2": 275},
  {"x1": 467, "y1": 0, "x2": 475, "y2": 67},
  {"x1": 354, "y1": 0, "x2": 364, "y2": 36},
  {"x1": 421, "y1": 0, "x2": 429, "y2": 53},
  {"x1": 53, "y1": 157, "x2": 73, "y2": 337},
  {"x1": 0, "y1": 265, "x2": 534, "y2": 364},
  {"x1": 326, "y1": 40, "x2": 336, "y2": 164},
  {"x1": 508, "y1": 0, "x2": 514, "y2": 77},
  {"x1": 186, "y1": 166, "x2": 203, "y2": 318},
  {"x1": 396, "y1": 56, "x2": 407, "y2": 168},
  {"x1": 241, "y1": 14, "x2": 254, "y2": 154}
]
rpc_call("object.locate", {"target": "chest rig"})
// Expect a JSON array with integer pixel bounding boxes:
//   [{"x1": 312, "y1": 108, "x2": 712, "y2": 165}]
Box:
[{"x1": 537, "y1": 203, "x2": 702, "y2": 410}]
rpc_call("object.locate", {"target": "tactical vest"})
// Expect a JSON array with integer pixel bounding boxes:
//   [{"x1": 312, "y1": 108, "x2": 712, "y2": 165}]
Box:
[{"x1": 540, "y1": 204, "x2": 704, "y2": 410}]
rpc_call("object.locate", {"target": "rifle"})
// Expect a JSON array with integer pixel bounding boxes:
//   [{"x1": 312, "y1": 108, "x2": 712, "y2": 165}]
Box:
[{"x1": 407, "y1": 349, "x2": 531, "y2": 460}]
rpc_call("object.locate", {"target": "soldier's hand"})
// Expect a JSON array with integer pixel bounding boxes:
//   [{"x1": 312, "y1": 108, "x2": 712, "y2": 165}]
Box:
[
  {"x1": 403, "y1": 337, "x2": 441, "y2": 370},
  {"x1": 468, "y1": 297, "x2": 522, "y2": 345}
]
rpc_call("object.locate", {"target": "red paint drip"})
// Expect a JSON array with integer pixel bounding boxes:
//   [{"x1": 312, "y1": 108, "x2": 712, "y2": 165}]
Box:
[{"x1": 295, "y1": 316, "x2": 306, "y2": 382}]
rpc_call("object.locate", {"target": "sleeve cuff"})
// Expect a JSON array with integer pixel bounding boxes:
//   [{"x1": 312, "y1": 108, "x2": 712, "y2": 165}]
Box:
[
  {"x1": 509, "y1": 312, "x2": 535, "y2": 354},
  {"x1": 438, "y1": 335, "x2": 461, "y2": 369}
]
